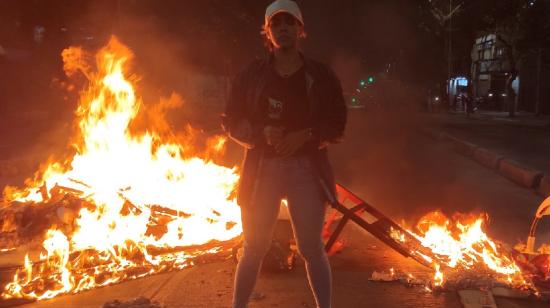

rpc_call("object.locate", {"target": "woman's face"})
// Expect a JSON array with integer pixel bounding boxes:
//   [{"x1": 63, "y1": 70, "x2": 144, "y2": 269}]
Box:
[{"x1": 266, "y1": 12, "x2": 303, "y2": 50}]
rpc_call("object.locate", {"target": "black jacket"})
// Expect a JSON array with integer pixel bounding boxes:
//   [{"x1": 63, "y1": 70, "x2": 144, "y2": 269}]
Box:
[{"x1": 222, "y1": 55, "x2": 347, "y2": 207}]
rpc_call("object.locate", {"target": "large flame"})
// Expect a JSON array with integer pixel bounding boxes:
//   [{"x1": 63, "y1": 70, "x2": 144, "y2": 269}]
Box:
[
  {"x1": 391, "y1": 211, "x2": 531, "y2": 290},
  {"x1": 2, "y1": 37, "x2": 241, "y2": 300}
]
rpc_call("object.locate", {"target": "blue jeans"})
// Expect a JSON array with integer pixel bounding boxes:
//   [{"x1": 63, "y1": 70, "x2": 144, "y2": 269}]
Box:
[{"x1": 232, "y1": 155, "x2": 332, "y2": 308}]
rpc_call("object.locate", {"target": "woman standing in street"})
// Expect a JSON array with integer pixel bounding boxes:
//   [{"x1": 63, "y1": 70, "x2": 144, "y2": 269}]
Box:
[{"x1": 222, "y1": 1, "x2": 347, "y2": 307}]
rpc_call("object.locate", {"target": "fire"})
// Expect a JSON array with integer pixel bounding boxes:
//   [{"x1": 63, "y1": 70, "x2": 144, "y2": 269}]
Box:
[
  {"x1": 391, "y1": 211, "x2": 531, "y2": 289},
  {"x1": 1, "y1": 37, "x2": 241, "y2": 300},
  {"x1": 433, "y1": 264, "x2": 444, "y2": 288}
]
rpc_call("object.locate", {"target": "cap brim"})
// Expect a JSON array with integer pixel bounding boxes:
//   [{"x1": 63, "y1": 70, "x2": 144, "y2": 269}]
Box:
[{"x1": 265, "y1": 10, "x2": 303, "y2": 26}]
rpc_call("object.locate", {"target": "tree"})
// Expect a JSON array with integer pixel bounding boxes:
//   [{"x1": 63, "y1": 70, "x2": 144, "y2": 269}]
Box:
[
  {"x1": 518, "y1": 0, "x2": 550, "y2": 115},
  {"x1": 477, "y1": 0, "x2": 550, "y2": 116},
  {"x1": 415, "y1": 0, "x2": 486, "y2": 83}
]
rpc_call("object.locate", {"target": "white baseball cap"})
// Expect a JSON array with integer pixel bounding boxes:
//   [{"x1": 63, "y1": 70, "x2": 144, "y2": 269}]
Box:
[{"x1": 265, "y1": 0, "x2": 304, "y2": 27}]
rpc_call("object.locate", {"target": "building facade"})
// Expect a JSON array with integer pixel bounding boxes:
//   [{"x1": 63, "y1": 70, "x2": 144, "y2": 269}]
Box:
[
  {"x1": 471, "y1": 34, "x2": 549, "y2": 114},
  {"x1": 470, "y1": 34, "x2": 519, "y2": 110}
]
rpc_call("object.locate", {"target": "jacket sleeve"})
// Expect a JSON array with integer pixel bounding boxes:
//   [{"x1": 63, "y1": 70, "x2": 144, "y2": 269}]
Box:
[
  {"x1": 316, "y1": 67, "x2": 347, "y2": 146},
  {"x1": 221, "y1": 67, "x2": 261, "y2": 149}
]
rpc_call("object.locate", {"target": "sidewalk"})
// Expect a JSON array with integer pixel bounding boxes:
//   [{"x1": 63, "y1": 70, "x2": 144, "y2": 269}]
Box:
[
  {"x1": 421, "y1": 111, "x2": 550, "y2": 173},
  {"x1": 449, "y1": 110, "x2": 550, "y2": 128},
  {"x1": 420, "y1": 111, "x2": 550, "y2": 196}
]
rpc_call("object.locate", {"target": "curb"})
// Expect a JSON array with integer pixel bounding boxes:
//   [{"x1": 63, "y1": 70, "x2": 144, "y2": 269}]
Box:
[
  {"x1": 448, "y1": 136, "x2": 477, "y2": 157},
  {"x1": 498, "y1": 159, "x2": 544, "y2": 189},
  {"x1": 420, "y1": 128, "x2": 546, "y2": 194},
  {"x1": 473, "y1": 148, "x2": 504, "y2": 170},
  {"x1": 420, "y1": 128, "x2": 446, "y2": 141}
]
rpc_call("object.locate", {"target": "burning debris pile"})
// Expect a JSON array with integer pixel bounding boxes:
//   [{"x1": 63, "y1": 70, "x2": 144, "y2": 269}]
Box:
[
  {"x1": 0, "y1": 37, "x2": 242, "y2": 300},
  {"x1": 323, "y1": 184, "x2": 549, "y2": 300},
  {"x1": 391, "y1": 212, "x2": 527, "y2": 285},
  {"x1": 382, "y1": 210, "x2": 550, "y2": 298}
]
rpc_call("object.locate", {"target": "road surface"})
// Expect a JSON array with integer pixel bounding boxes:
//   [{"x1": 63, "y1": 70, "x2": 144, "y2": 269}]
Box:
[{"x1": 1, "y1": 109, "x2": 548, "y2": 307}]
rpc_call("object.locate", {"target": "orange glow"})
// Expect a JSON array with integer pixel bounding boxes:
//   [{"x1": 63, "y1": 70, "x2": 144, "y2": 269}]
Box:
[
  {"x1": 2, "y1": 37, "x2": 241, "y2": 300},
  {"x1": 390, "y1": 211, "x2": 532, "y2": 290},
  {"x1": 433, "y1": 264, "x2": 443, "y2": 288}
]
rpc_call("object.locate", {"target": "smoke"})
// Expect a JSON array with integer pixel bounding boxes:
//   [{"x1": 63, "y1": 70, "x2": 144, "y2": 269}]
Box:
[
  {"x1": 328, "y1": 104, "x2": 547, "y2": 244},
  {"x1": 3, "y1": 0, "x2": 434, "y2": 187},
  {"x1": 0, "y1": 1, "x2": 246, "y2": 190}
]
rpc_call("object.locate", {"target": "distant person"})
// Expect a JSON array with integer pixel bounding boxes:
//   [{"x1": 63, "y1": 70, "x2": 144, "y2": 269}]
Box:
[
  {"x1": 451, "y1": 94, "x2": 458, "y2": 112},
  {"x1": 463, "y1": 92, "x2": 474, "y2": 117},
  {"x1": 506, "y1": 72, "x2": 517, "y2": 116},
  {"x1": 222, "y1": 0, "x2": 347, "y2": 307}
]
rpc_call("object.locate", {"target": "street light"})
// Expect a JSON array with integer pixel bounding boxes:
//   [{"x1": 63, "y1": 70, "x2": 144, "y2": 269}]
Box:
[
  {"x1": 359, "y1": 77, "x2": 375, "y2": 88},
  {"x1": 447, "y1": 0, "x2": 453, "y2": 105}
]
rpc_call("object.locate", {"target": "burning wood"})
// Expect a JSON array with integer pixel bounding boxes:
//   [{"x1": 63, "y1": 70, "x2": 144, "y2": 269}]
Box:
[
  {"x1": 365, "y1": 210, "x2": 550, "y2": 300},
  {"x1": 1, "y1": 37, "x2": 242, "y2": 301},
  {"x1": 326, "y1": 185, "x2": 549, "y2": 300},
  {"x1": 388, "y1": 211, "x2": 532, "y2": 288}
]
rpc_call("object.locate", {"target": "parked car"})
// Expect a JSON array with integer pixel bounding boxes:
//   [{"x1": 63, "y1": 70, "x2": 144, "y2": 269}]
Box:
[{"x1": 476, "y1": 89, "x2": 507, "y2": 110}]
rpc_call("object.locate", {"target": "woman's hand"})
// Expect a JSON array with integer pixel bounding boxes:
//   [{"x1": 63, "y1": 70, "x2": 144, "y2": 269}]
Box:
[{"x1": 275, "y1": 129, "x2": 311, "y2": 157}]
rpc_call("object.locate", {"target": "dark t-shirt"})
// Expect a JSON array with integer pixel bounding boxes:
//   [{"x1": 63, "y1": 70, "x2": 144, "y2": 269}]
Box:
[{"x1": 259, "y1": 65, "x2": 311, "y2": 156}]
